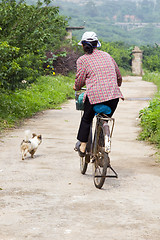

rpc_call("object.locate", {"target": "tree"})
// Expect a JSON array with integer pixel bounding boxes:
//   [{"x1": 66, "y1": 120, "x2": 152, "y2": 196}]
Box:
[
  {"x1": 0, "y1": 0, "x2": 68, "y2": 90},
  {"x1": 0, "y1": 0, "x2": 68, "y2": 53}
]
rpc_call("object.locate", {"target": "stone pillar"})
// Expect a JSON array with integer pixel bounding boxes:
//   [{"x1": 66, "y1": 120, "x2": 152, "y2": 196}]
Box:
[
  {"x1": 132, "y1": 46, "x2": 143, "y2": 76},
  {"x1": 66, "y1": 29, "x2": 72, "y2": 41}
]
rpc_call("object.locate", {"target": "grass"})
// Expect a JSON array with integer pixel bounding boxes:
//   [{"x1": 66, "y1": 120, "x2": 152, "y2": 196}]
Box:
[
  {"x1": 0, "y1": 74, "x2": 75, "y2": 131},
  {"x1": 142, "y1": 70, "x2": 160, "y2": 90},
  {"x1": 139, "y1": 70, "x2": 160, "y2": 150}
]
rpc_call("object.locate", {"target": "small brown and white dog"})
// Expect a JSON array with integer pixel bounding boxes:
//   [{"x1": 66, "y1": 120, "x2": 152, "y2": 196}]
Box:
[{"x1": 21, "y1": 130, "x2": 42, "y2": 160}]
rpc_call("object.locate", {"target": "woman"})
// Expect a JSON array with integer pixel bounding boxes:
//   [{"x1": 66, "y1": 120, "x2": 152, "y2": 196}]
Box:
[{"x1": 73, "y1": 31, "x2": 124, "y2": 157}]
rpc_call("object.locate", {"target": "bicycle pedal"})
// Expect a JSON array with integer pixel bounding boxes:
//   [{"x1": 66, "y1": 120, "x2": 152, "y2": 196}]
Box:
[
  {"x1": 74, "y1": 147, "x2": 78, "y2": 152},
  {"x1": 74, "y1": 141, "x2": 81, "y2": 152},
  {"x1": 105, "y1": 148, "x2": 111, "y2": 153}
]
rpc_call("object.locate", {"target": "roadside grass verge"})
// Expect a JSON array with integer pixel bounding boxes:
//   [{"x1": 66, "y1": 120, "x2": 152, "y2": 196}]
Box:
[
  {"x1": 142, "y1": 71, "x2": 160, "y2": 90},
  {"x1": 139, "y1": 71, "x2": 160, "y2": 151},
  {"x1": 0, "y1": 74, "x2": 75, "y2": 131}
]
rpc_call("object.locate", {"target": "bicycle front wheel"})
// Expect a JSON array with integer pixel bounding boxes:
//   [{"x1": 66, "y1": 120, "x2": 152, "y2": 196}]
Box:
[
  {"x1": 93, "y1": 124, "x2": 110, "y2": 189},
  {"x1": 80, "y1": 154, "x2": 90, "y2": 174},
  {"x1": 80, "y1": 125, "x2": 92, "y2": 175}
]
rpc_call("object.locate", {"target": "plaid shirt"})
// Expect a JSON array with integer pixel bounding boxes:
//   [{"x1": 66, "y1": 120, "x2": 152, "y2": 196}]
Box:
[{"x1": 75, "y1": 49, "x2": 124, "y2": 104}]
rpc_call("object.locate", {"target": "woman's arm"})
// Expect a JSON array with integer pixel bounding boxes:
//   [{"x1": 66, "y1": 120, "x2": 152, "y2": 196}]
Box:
[{"x1": 74, "y1": 58, "x2": 87, "y2": 90}]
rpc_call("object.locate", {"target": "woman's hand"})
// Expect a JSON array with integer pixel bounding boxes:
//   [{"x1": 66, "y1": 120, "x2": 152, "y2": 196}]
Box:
[
  {"x1": 117, "y1": 77, "x2": 122, "y2": 87},
  {"x1": 73, "y1": 84, "x2": 76, "y2": 90}
]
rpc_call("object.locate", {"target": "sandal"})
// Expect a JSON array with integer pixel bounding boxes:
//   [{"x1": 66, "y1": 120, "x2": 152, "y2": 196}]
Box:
[
  {"x1": 77, "y1": 144, "x2": 86, "y2": 157},
  {"x1": 74, "y1": 141, "x2": 86, "y2": 157}
]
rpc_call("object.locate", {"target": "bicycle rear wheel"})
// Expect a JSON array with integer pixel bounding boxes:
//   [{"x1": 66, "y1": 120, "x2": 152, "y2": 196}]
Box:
[{"x1": 93, "y1": 124, "x2": 110, "y2": 189}]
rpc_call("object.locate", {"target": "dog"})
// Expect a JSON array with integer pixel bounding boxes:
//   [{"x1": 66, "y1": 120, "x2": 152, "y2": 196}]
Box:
[{"x1": 21, "y1": 130, "x2": 42, "y2": 160}]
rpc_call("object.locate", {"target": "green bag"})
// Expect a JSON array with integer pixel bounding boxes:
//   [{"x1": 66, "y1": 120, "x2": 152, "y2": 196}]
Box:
[{"x1": 76, "y1": 92, "x2": 84, "y2": 110}]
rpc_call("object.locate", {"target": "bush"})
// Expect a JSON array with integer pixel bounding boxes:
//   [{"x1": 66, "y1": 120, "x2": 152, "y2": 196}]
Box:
[
  {"x1": 142, "y1": 44, "x2": 160, "y2": 72},
  {"x1": 0, "y1": 41, "x2": 20, "y2": 89},
  {"x1": 0, "y1": 41, "x2": 43, "y2": 90},
  {"x1": 139, "y1": 98, "x2": 160, "y2": 147}
]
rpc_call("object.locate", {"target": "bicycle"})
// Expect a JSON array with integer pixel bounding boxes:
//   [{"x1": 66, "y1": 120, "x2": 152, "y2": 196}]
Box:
[{"x1": 75, "y1": 90, "x2": 118, "y2": 189}]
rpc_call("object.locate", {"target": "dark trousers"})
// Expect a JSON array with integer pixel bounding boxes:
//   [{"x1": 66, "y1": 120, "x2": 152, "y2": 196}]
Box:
[{"x1": 77, "y1": 97, "x2": 119, "y2": 142}]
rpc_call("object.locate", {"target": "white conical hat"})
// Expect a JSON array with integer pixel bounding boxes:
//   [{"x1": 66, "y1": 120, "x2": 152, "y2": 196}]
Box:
[{"x1": 78, "y1": 31, "x2": 101, "y2": 47}]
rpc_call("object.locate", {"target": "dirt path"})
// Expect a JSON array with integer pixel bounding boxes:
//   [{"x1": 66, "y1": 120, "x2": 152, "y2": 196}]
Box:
[{"x1": 0, "y1": 76, "x2": 160, "y2": 240}]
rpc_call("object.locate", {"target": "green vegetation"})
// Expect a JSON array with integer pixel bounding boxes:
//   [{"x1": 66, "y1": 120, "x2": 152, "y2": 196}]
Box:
[
  {"x1": 138, "y1": 45, "x2": 160, "y2": 150},
  {"x1": 141, "y1": 44, "x2": 160, "y2": 72},
  {"x1": 0, "y1": 0, "x2": 68, "y2": 90},
  {"x1": 139, "y1": 71, "x2": 160, "y2": 148},
  {"x1": 0, "y1": 74, "x2": 75, "y2": 131}
]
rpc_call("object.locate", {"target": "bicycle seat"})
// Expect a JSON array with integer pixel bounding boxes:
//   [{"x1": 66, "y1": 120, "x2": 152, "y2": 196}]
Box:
[{"x1": 93, "y1": 104, "x2": 111, "y2": 115}]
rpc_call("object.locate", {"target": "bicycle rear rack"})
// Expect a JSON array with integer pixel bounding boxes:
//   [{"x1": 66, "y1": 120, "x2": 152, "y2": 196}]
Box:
[{"x1": 97, "y1": 114, "x2": 115, "y2": 138}]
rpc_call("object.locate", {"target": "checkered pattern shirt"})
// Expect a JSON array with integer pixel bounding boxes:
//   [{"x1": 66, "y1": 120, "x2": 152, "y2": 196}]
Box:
[{"x1": 75, "y1": 49, "x2": 124, "y2": 104}]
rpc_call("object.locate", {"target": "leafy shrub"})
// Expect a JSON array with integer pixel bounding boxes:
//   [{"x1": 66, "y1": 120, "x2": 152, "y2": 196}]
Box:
[
  {"x1": 143, "y1": 55, "x2": 160, "y2": 72},
  {"x1": 0, "y1": 41, "x2": 20, "y2": 89},
  {"x1": 0, "y1": 41, "x2": 43, "y2": 90},
  {"x1": 139, "y1": 98, "x2": 160, "y2": 147},
  {"x1": 142, "y1": 44, "x2": 160, "y2": 72}
]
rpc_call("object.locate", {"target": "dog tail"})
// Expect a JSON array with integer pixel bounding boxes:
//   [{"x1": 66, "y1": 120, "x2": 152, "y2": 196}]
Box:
[{"x1": 24, "y1": 130, "x2": 31, "y2": 142}]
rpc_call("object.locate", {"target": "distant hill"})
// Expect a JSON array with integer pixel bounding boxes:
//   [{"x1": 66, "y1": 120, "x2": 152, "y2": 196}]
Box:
[
  {"x1": 26, "y1": 0, "x2": 160, "y2": 45},
  {"x1": 51, "y1": 0, "x2": 160, "y2": 46}
]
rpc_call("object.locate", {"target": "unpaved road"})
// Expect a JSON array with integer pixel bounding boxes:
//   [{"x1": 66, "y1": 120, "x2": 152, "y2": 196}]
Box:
[{"x1": 0, "y1": 76, "x2": 160, "y2": 240}]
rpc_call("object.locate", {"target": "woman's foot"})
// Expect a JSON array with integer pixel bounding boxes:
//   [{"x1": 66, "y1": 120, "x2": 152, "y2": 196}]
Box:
[
  {"x1": 74, "y1": 141, "x2": 87, "y2": 157},
  {"x1": 80, "y1": 142, "x2": 87, "y2": 153}
]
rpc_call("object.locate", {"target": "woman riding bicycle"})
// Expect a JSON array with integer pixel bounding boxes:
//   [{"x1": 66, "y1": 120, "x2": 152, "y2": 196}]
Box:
[{"x1": 73, "y1": 31, "x2": 124, "y2": 157}]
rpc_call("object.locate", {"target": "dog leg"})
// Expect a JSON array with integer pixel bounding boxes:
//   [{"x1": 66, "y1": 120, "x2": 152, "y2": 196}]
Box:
[
  {"x1": 22, "y1": 149, "x2": 28, "y2": 160},
  {"x1": 22, "y1": 151, "x2": 25, "y2": 160},
  {"x1": 30, "y1": 149, "x2": 36, "y2": 158}
]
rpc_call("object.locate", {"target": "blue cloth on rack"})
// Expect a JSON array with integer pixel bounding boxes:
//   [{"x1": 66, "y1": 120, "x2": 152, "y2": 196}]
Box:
[{"x1": 93, "y1": 104, "x2": 111, "y2": 115}]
